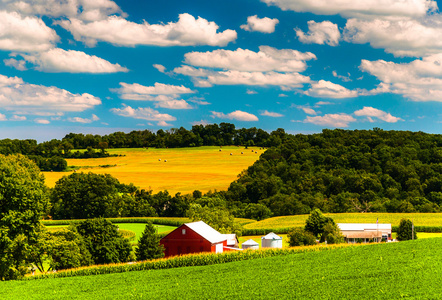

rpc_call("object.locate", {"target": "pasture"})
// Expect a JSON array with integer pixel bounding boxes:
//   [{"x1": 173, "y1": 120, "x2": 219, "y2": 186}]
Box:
[
  {"x1": 2, "y1": 238, "x2": 442, "y2": 299},
  {"x1": 42, "y1": 146, "x2": 261, "y2": 194},
  {"x1": 244, "y1": 212, "x2": 442, "y2": 231}
]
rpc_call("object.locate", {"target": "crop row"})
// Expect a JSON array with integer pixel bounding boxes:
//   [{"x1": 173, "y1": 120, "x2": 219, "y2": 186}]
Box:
[
  {"x1": 23, "y1": 243, "x2": 353, "y2": 280},
  {"x1": 242, "y1": 225, "x2": 442, "y2": 235}
]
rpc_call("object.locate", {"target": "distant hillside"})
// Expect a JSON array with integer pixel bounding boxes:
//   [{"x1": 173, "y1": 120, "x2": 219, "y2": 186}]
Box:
[{"x1": 225, "y1": 128, "x2": 442, "y2": 214}]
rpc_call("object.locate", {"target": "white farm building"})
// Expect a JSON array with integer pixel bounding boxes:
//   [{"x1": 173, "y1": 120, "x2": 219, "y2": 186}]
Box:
[
  {"x1": 261, "y1": 232, "x2": 283, "y2": 248},
  {"x1": 338, "y1": 223, "x2": 392, "y2": 243},
  {"x1": 242, "y1": 239, "x2": 259, "y2": 250}
]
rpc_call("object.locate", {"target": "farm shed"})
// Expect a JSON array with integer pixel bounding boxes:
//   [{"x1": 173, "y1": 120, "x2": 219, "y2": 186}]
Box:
[
  {"x1": 160, "y1": 221, "x2": 228, "y2": 257},
  {"x1": 338, "y1": 223, "x2": 392, "y2": 243},
  {"x1": 222, "y1": 234, "x2": 239, "y2": 248},
  {"x1": 261, "y1": 232, "x2": 283, "y2": 248},
  {"x1": 242, "y1": 239, "x2": 259, "y2": 250}
]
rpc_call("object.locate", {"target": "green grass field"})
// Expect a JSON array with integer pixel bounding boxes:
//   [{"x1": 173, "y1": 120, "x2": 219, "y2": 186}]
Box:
[
  {"x1": 2, "y1": 238, "x2": 442, "y2": 299},
  {"x1": 116, "y1": 223, "x2": 175, "y2": 241},
  {"x1": 45, "y1": 223, "x2": 176, "y2": 244},
  {"x1": 244, "y1": 213, "x2": 442, "y2": 230},
  {"x1": 42, "y1": 146, "x2": 261, "y2": 194}
]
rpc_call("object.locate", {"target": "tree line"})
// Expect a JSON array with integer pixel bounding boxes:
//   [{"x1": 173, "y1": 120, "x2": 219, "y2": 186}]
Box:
[
  {"x1": 0, "y1": 123, "x2": 287, "y2": 171},
  {"x1": 221, "y1": 128, "x2": 442, "y2": 215}
]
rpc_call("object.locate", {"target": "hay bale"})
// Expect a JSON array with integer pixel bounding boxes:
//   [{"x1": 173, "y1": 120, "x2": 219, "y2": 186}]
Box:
[{"x1": 158, "y1": 159, "x2": 161, "y2": 161}]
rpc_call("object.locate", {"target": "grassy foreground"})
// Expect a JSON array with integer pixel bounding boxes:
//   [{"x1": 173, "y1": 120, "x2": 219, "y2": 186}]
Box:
[
  {"x1": 2, "y1": 238, "x2": 442, "y2": 299},
  {"x1": 42, "y1": 146, "x2": 262, "y2": 194},
  {"x1": 245, "y1": 212, "x2": 442, "y2": 230}
]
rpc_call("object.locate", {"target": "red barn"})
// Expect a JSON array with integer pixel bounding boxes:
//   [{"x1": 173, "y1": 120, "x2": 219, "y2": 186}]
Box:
[{"x1": 160, "y1": 221, "x2": 228, "y2": 257}]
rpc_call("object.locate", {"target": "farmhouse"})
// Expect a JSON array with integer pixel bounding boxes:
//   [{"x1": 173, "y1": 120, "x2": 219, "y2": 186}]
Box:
[
  {"x1": 338, "y1": 223, "x2": 392, "y2": 243},
  {"x1": 160, "y1": 221, "x2": 241, "y2": 257}
]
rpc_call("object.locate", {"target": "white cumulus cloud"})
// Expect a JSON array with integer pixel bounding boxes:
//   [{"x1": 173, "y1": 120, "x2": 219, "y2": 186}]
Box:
[
  {"x1": 305, "y1": 113, "x2": 356, "y2": 127},
  {"x1": 111, "y1": 105, "x2": 176, "y2": 122},
  {"x1": 0, "y1": 74, "x2": 101, "y2": 115},
  {"x1": 260, "y1": 110, "x2": 284, "y2": 117},
  {"x1": 2, "y1": 0, "x2": 124, "y2": 21},
  {"x1": 240, "y1": 15, "x2": 279, "y2": 33},
  {"x1": 211, "y1": 110, "x2": 259, "y2": 121},
  {"x1": 10, "y1": 115, "x2": 27, "y2": 121},
  {"x1": 296, "y1": 20, "x2": 340, "y2": 46},
  {"x1": 360, "y1": 56, "x2": 442, "y2": 101},
  {"x1": 68, "y1": 114, "x2": 100, "y2": 123},
  {"x1": 304, "y1": 80, "x2": 358, "y2": 98},
  {"x1": 261, "y1": 0, "x2": 437, "y2": 19},
  {"x1": 354, "y1": 106, "x2": 403, "y2": 122},
  {"x1": 35, "y1": 119, "x2": 50, "y2": 124},
  {"x1": 19, "y1": 48, "x2": 128, "y2": 73},
  {"x1": 0, "y1": 11, "x2": 58, "y2": 52},
  {"x1": 183, "y1": 46, "x2": 316, "y2": 73},
  {"x1": 344, "y1": 17, "x2": 442, "y2": 57},
  {"x1": 112, "y1": 82, "x2": 194, "y2": 109},
  {"x1": 58, "y1": 13, "x2": 237, "y2": 47}
]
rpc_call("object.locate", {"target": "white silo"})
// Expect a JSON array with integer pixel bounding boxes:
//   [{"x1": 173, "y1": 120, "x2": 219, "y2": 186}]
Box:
[
  {"x1": 242, "y1": 239, "x2": 259, "y2": 250},
  {"x1": 261, "y1": 232, "x2": 283, "y2": 248}
]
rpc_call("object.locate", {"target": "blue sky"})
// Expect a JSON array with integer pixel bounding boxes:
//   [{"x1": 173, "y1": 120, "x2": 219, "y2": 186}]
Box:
[{"x1": 0, "y1": 0, "x2": 442, "y2": 141}]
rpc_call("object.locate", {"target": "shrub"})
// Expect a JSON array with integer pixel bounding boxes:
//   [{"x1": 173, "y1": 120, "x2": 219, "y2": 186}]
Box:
[
  {"x1": 288, "y1": 228, "x2": 316, "y2": 247},
  {"x1": 397, "y1": 219, "x2": 417, "y2": 241}
]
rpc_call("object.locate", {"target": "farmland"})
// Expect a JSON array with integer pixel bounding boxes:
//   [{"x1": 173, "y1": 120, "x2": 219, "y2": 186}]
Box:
[
  {"x1": 2, "y1": 238, "x2": 442, "y2": 299},
  {"x1": 244, "y1": 213, "x2": 442, "y2": 231},
  {"x1": 42, "y1": 146, "x2": 262, "y2": 194}
]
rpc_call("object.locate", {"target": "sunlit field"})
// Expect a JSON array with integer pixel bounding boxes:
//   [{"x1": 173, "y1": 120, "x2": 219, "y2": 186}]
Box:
[
  {"x1": 42, "y1": 146, "x2": 262, "y2": 194},
  {"x1": 244, "y1": 213, "x2": 442, "y2": 230}
]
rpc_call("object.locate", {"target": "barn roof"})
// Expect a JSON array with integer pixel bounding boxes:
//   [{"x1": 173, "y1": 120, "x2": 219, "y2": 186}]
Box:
[
  {"x1": 343, "y1": 232, "x2": 382, "y2": 239},
  {"x1": 185, "y1": 221, "x2": 226, "y2": 244},
  {"x1": 262, "y1": 232, "x2": 282, "y2": 240},
  {"x1": 337, "y1": 223, "x2": 391, "y2": 231}
]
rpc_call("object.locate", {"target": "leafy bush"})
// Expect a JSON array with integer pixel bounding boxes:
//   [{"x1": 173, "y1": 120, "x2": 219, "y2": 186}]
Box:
[
  {"x1": 287, "y1": 228, "x2": 316, "y2": 247},
  {"x1": 75, "y1": 218, "x2": 133, "y2": 265},
  {"x1": 397, "y1": 219, "x2": 418, "y2": 241}
]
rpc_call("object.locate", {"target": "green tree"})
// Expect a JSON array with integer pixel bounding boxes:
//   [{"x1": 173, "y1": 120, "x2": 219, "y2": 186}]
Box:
[
  {"x1": 135, "y1": 221, "x2": 164, "y2": 261},
  {"x1": 186, "y1": 204, "x2": 242, "y2": 236},
  {"x1": 50, "y1": 172, "x2": 135, "y2": 219},
  {"x1": 243, "y1": 203, "x2": 272, "y2": 221},
  {"x1": 75, "y1": 218, "x2": 132, "y2": 265},
  {"x1": 396, "y1": 219, "x2": 417, "y2": 241},
  {"x1": 287, "y1": 228, "x2": 316, "y2": 247},
  {"x1": 321, "y1": 222, "x2": 344, "y2": 244},
  {"x1": 0, "y1": 154, "x2": 49, "y2": 280},
  {"x1": 304, "y1": 209, "x2": 333, "y2": 238},
  {"x1": 30, "y1": 226, "x2": 93, "y2": 273}
]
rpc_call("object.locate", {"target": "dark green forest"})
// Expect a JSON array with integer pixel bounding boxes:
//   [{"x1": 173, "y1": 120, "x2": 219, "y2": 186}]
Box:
[
  {"x1": 3, "y1": 126, "x2": 442, "y2": 217},
  {"x1": 223, "y1": 128, "x2": 442, "y2": 215}
]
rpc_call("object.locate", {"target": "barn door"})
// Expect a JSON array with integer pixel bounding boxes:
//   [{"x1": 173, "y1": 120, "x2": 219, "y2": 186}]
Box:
[{"x1": 215, "y1": 243, "x2": 223, "y2": 253}]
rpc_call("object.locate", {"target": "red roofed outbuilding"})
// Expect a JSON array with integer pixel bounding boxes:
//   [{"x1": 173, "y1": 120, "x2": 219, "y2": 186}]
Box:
[{"x1": 160, "y1": 221, "x2": 228, "y2": 257}]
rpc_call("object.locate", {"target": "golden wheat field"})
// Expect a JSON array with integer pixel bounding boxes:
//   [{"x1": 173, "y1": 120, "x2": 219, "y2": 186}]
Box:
[{"x1": 42, "y1": 146, "x2": 262, "y2": 194}]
